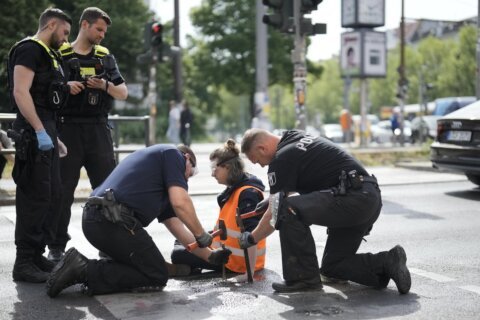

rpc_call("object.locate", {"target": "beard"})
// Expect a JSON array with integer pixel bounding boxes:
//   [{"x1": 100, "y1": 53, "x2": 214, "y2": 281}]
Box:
[{"x1": 50, "y1": 32, "x2": 62, "y2": 50}]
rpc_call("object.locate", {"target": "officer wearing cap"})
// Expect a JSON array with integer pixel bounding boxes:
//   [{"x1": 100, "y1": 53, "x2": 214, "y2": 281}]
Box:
[
  {"x1": 7, "y1": 7, "x2": 72, "y2": 283},
  {"x1": 239, "y1": 128, "x2": 411, "y2": 294},
  {"x1": 47, "y1": 7, "x2": 128, "y2": 262}
]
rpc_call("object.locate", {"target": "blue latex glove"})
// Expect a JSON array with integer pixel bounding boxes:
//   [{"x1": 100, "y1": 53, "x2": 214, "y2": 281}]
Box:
[{"x1": 35, "y1": 129, "x2": 54, "y2": 151}]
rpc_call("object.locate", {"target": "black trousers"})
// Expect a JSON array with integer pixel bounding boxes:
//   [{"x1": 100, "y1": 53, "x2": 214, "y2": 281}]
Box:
[
  {"x1": 171, "y1": 240, "x2": 221, "y2": 271},
  {"x1": 279, "y1": 182, "x2": 387, "y2": 287},
  {"x1": 13, "y1": 118, "x2": 60, "y2": 260},
  {"x1": 82, "y1": 206, "x2": 168, "y2": 295},
  {"x1": 49, "y1": 121, "x2": 116, "y2": 250}
]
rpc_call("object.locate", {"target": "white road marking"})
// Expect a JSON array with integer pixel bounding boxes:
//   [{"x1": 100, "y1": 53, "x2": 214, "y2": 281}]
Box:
[
  {"x1": 410, "y1": 267, "x2": 456, "y2": 282},
  {"x1": 458, "y1": 285, "x2": 480, "y2": 295}
]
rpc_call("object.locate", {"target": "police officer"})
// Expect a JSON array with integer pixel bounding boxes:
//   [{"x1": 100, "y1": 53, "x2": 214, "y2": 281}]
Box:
[
  {"x1": 47, "y1": 7, "x2": 128, "y2": 262},
  {"x1": 46, "y1": 144, "x2": 231, "y2": 297},
  {"x1": 7, "y1": 8, "x2": 72, "y2": 283},
  {"x1": 239, "y1": 129, "x2": 411, "y2": 294}
]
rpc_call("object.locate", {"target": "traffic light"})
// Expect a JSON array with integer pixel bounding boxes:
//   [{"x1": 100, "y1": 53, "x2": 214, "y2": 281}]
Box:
[
  {"x1": 299, "y1": 0, "x2": 326, "y2": 35},
  {"x1": 151, "y1": 22, "x2": 163, "y2": 47},
  {"x1": 262, "y1": 0, "x2": 294, "y2": 33},
  {"x1": 300, "y1": 0, "x2": 323, "y2": 13}
]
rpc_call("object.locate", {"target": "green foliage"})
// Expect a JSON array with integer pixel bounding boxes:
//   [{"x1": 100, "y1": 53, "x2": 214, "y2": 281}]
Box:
[{"x1": 0, "y1": 0, "x2": 51, "y2": 111}]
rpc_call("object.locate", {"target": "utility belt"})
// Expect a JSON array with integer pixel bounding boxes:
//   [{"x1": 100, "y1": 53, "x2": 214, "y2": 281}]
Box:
[
  {"x1": 84, "y1": 189, "x2": 140, "y2": 235},
  {"x1": 59, "y1": 115, "x2": 108, "y2": 124},
  {"x1": 332, "y1": 170, "x2": 378, "y2": 196}
]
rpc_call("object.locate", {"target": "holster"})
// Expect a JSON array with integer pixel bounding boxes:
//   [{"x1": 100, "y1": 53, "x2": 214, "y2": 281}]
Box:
[
  {"x1": 85, "y1": 189, "x2": 139, "y2": 231},
  {"x1": 8, "y1": 128, "x2": 36, "y2": 184}
]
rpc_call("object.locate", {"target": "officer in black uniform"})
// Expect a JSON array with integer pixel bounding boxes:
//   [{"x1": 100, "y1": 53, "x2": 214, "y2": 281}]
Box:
[
  {"x1": 47, "y1": 7, "x2": 128, "y2": 262},
  {"x1": 239, "y1": 129, "x2": 411, "y2": 294},
  {"x1": 6, "y1": 8, "x2": 72, "y2": 283}
]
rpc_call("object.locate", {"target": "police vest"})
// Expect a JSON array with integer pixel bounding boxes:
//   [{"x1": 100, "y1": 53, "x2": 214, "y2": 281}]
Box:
[
  {"x1": 7, "y1": 37, "x2": 69, "y2": 111},
  {"x1": 59, "y1": 42, "x2": 113, "y2": 117},
  {"x1": 211, "y1": 185, "x2": 266, "y2": 273}
]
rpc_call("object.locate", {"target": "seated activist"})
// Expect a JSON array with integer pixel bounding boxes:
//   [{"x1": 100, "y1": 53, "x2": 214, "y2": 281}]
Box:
[
  {"x1": 171, "y1": 139, "x2": 266, "y2": 280},
  {"x1": 46, "y1": 144, "x2": 231, "y2": 297}
]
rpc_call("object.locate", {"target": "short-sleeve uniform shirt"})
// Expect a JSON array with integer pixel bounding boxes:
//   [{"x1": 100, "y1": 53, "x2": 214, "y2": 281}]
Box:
[
  {"x1": 92, "y1": 145, "x2": 188, "y2": 226},
  {"x1": 268, "y1": 130, "x2": 368, "y2": 194}
]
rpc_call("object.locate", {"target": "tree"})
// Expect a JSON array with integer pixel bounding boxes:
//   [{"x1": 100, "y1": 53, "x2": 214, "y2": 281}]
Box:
[
  {"x1": 0, "y1": 0, "x2": 50, "y2": 111},
  {"x1": 186, "y1": 0, "x2": 320, "y2": 121}
]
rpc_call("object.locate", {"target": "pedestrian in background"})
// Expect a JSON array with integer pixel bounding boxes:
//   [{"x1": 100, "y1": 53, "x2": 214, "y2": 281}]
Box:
[
  {"x1": 171, "y1": 139, "x2": 266, "y2": 280},
  {"x1": 46, "y1": 144, "x2": 231, "y2": 297},
  {"x1": 339, "y1": 109, "x2": 352, "y2": 143},
  {"x1": 166, "y1": 100, "x2": 181, "y2": 144},
  {"x1": 180, "y1": 100, "x2": 193, "y2": 146},
  {"x1": 7, "y1": 7, "x2": 72, "y2": 283},
  {"x1": 0, "y1": 125, "x2": 14, "y2": 179},
  {"x1": 239, "y1": 128, "x2": 411, "y2": 294},
  {"x1": 48, "y1": 7, "x2": 128, "y2": 263}
]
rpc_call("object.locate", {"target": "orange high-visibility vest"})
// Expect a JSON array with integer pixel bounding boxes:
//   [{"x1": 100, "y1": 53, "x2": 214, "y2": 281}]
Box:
[{"x1": 211, "y1": 185, "x2": 266, "y2": 273}]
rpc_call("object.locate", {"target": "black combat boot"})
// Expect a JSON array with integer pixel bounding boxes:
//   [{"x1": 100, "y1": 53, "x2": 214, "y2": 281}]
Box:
[
  {"x1": 384, "y1": 245, "x2": 411, "y2": 294},
  {"x1": 46, "y1": 247, "x2": 88, "y2": 298},
  {"x1": 272, "y1": 276, "x2": 323, "y2": 293},
  {"x1": 34, "y1": 254, "x2": 56, "y2": 272},
  {"x1": 13, "y1": 258, "x2": 49, "y2": 283}
]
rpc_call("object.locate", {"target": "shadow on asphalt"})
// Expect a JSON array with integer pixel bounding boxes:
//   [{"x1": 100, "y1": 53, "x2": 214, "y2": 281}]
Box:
[
  {"x1": 382, "y1": 199, "x2": 443, "y2": 220},
  {"x1": 270, "y1": 282, "x2": 421, "y2": 319},
  {"x1": 445, "y1": 187, "x2": 480, "y2": 201},
  {"x1": 12, "y1": 282, "x2": 116, "y2": 320}
]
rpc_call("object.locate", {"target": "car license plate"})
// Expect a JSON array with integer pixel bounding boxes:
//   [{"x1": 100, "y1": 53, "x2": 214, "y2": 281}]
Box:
[{"x1": 447, "y1": 130, "x2": 471, "y2": 141}]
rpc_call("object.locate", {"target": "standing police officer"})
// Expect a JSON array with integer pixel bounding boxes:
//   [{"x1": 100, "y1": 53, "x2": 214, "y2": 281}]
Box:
[
  {"x1": 239, "y1": 129, "x2": 411, "y2": 294},
  {"x1": 47, "y1": 7, "x2": 128, "y2": 262},
  {"x1": 7, "y1": 7, "x2": 72, "y2": 283}
]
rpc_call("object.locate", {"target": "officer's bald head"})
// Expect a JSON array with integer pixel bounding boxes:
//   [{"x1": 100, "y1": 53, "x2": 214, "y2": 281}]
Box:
[{"x1": 241, "y1": 128, "x2": 270, "y2": 154}]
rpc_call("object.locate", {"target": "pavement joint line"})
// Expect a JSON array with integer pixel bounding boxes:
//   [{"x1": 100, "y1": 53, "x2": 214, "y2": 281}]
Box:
[
  {"x1": 458, "y1": 285, "x2": 480, "y2": 295},
  {"x1": 409, "y1": 267, "x2": 456, "y2": 283}
]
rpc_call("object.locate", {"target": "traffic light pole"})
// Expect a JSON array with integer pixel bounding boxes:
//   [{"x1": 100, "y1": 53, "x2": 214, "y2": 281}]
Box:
[
  {"x1": 292, "y1": 0, "x2": 307, "y2": 131},
  {"x1": 148, "y1": 47, "x2": 158, "y2": 145}
]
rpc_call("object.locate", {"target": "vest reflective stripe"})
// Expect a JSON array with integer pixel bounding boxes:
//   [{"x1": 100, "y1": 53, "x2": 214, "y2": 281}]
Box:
[
  {"x1": 212, "y1": 241, "x2": 267, "y2": 257},
  {"x1": 30, "y1": 37, "x2": 59, "y2": 69},
  {"x1": 59, "y1": 42, "x2": 74, "y2": 56},
  {"x1": 94, "y1": 45, "x2": 109, "y2": 57},
  {"x1": 211, "y1": 185, "x2": 266, "y2": 273}
]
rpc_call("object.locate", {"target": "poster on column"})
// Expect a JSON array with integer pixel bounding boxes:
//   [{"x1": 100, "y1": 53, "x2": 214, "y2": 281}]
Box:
[{"x1": 340, "y1": 30, "x2": 386, "y2": 78}]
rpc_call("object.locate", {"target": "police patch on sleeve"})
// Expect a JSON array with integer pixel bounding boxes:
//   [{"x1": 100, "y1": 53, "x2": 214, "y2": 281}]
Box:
[{"x1": 268, "y1": 172, "x2": 276, "y2": 187}]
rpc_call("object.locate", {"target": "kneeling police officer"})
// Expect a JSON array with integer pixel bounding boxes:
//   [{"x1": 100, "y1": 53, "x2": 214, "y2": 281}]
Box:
[
  {"x1": 46, "y1": 144, "x2": 231, "y2": 297},
  {"x1": 239, "y1": 129, "x2": 411, "y2": 294}
]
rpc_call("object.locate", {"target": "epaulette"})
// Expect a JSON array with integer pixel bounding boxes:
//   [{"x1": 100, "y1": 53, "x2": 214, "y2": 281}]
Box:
[
  {"x1": 59, "y1": 42, "x2": 74, "y2": 57},
  {"x1": 93, "y1": 45, "x2": 110, "y2": 58}
]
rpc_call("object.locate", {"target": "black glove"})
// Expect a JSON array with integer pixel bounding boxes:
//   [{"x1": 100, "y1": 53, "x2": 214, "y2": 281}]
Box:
[
  {"x1": 195, "y1": 231, "x2": 213, "y2": 248},
  {"x1": 255, "y1": 198, "x2": 269, "y2": 214},
  {"x1": 208, "y1": 248, "x2": 232, "y2": 265},
  {"x1": 239, "y1": 231, "x2": 257, "y2": 249}
]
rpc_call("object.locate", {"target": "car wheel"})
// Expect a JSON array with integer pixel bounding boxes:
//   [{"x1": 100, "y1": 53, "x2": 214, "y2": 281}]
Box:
[{"x1": 466, "y1": 174, "x2": 480, "y2": 186}]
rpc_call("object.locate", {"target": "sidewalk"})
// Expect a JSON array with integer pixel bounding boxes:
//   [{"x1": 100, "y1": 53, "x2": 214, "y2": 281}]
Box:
[{"x1": 0, "y1": 143, "x2": 442, "y2": 206}]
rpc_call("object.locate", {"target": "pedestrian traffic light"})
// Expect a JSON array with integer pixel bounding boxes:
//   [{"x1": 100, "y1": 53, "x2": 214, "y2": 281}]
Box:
[
  {"x1": 263, "y1": 0, "x2": 294, "y2": 33},
  {"x1": 151, "y1": 22, "x2": 163, "y2": 47}
]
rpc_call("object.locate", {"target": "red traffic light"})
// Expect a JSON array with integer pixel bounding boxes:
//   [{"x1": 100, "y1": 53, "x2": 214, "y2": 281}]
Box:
[{"x1": 152, "y1": 22, "x2": 162, "y2": 34}]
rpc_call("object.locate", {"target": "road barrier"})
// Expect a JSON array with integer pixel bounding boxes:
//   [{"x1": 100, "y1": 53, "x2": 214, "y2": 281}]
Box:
[{"x1": 0, "y1": 113, "x2": 150, "y2": 162}]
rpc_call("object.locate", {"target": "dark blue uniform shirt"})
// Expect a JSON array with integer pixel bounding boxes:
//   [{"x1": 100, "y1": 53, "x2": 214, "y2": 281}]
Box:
[{"x1": 92, "y1": 145, "x2": 188, "y2": 226}]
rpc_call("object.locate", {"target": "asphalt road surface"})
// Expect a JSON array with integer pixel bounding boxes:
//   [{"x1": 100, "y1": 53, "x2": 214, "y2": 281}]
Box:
[{"x1": 0, "y1": 167, "x2": 478, "y2": 320}]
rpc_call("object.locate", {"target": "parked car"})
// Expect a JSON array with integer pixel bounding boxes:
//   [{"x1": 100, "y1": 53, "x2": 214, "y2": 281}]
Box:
[
  {"x1": 322, "y1": 123, "x2": 343, "y2": 143},
  {"x1": 410, "y1": 115, "x2": 440, "y2": 143},
  {"x1": 430, "y1": 101, "x2": 480, "y2": 186},
  {"x1": 432, "y1": 96, "x2": 476, "y2": 116}
]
